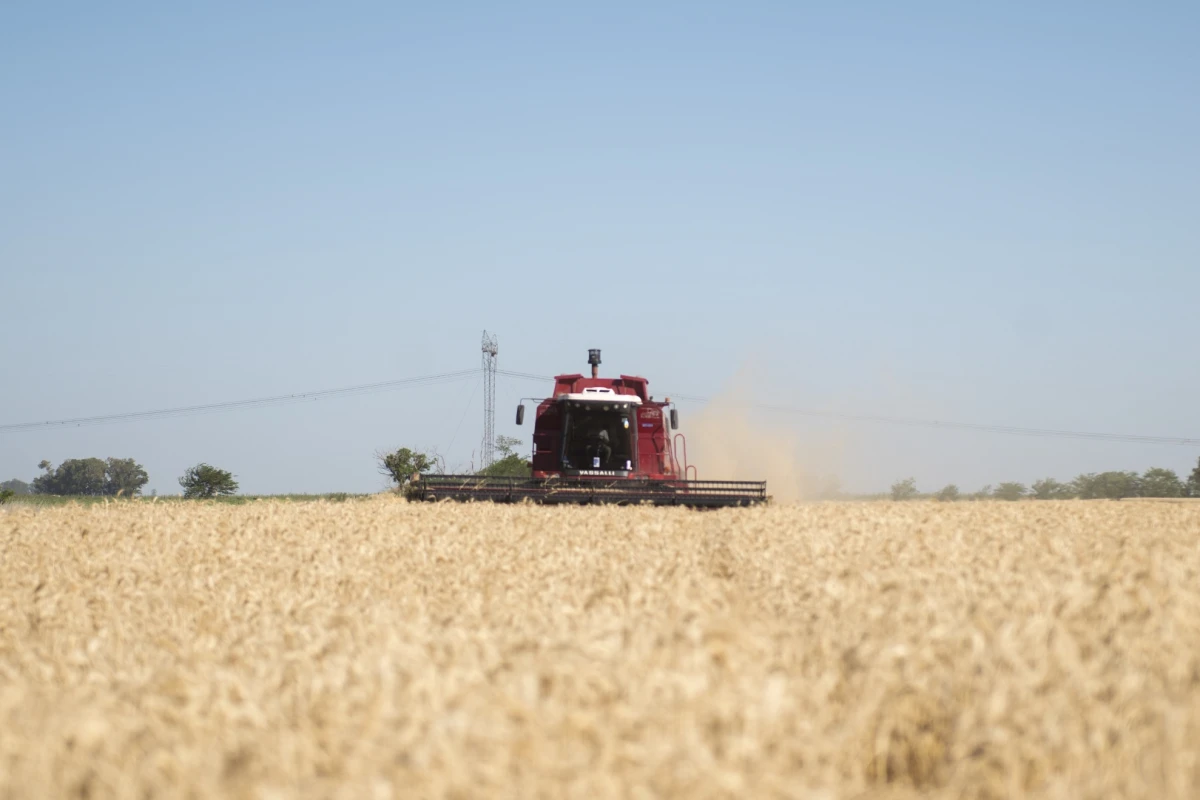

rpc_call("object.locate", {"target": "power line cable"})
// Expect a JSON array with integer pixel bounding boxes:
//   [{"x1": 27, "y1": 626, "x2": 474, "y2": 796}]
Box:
[
  {"x1": 494, "y1": 369, "x2": 1200, "y2": 447},
  {"x1": 5, "y1": 365, "x2": 1193, "y2": 447},
  {"x1": 0, "y1": 369, "x2": 479, "y2": 433},
  {"x1": 742, "y1": 402, "x2": 1200, "y2": 446},
  {"x1": 445, "y1": 376, "x2": 483, "y2": 455}
]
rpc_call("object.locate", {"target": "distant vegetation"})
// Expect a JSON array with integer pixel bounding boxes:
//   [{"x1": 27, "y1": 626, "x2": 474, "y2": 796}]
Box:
[
  {"x1": 1, "y1": 479, "x2": 31, "y2": 495},
  {"x1": 897, "y1": 458, "x2": 1200, "y2": 501},
  {"x1": 179, "y1": 463, "x2": 239, "y2": 499},
  {"x1": 379, "y1": 435, "x2": 532, "y2": 490},
  {"x1": 476, "y1": 436, "x2": 533, "y2": 478},
  {"x1": 377, "y1": 447, "x2": 443, "y2": 486},
  {"x1": 4, "y1": 493, "x2": 365, "y2": 507},
  {"x1": 31, "y1": 458, "x2": 148, "y2": 497},
  {"x1": 3, "y1": 458, "x2": 239, "y2": 501},
  {"x1": 7, "y1": 452, "x2": 1196, "y2": 503}
]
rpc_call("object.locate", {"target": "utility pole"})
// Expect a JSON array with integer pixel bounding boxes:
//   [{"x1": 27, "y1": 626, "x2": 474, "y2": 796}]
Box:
[{"x1": 481, "y1": 331, "x2": 498, "y2": 469}]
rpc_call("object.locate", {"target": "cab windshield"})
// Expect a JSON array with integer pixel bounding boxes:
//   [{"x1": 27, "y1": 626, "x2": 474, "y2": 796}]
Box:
[{"x1": 561, "y1": 401, "x2": 635, "y2": 471}]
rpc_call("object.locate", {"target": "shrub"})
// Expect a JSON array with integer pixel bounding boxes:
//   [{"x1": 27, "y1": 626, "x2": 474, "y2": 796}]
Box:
[
  {"x1": 935, "y1": 484, "x2": 960, "y2": 502},
  {"x1": 478, "y1": 436, "x2": 531, "y2": 478},
  {"x1": 1141, "y1": 468, "x2": 1184, "y2": 498},
  {"x1": 1031, "y1": 478, "x2": 1075, "y2": 500},
  {"x1": 890, "y1": 478, "x2": 919, "y2": 501},
  {"x1": 179, "y1": 464, "x2": 239, "y2": 499},
  {"x1": 1073, "y1": 472, "x2": 1141, "y2": 500},
  {"x1": 378, "y1": 448, "x2": 440, "y2": 486},
  {"x1": 994, "y1": 482, "x2": 1027, "y2": 502}
]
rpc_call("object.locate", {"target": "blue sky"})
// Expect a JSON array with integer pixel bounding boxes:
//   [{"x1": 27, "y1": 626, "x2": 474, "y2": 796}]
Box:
[{"x1": 2, "y1": 2, "x2": 1197, "y2": 495}]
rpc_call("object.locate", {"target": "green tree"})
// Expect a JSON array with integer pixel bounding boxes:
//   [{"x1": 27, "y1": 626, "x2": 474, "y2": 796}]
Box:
[
  {"x1": 993, "y1": 482, "x2": 1027, "y2": 501},
  {"x1": 495, "y1": 435, "x2": 522, "y2": 457},
  {"x1": 0, "y1": 479, "x2": 31, "y2": 495},
  {"x1": 32, "y1": 460, "x2": 61, "y2": 495},
  {"x1": 179, "y1": 464, "x2": 239, "y2": 498},
  {"x1": 378, "y1": 447, "x2": 440, "y2": 486},
  {"x1": 104, "y1": 458, "x2": 149, "y2": 496},
  {"x1": 0, "y1": 489, "x2": 13, "y2": 504},
  {"x1": 890, "y1": 477, "x2": 918, "y2": 501},
  {"x1": 934, "y1": 484, "x2": 960, "y2": 502},
  {"x1": 969, "y1": 484, "x2": 993, "y2": 501},
  {"x1": 1072, "y1": 471, "x2": 1141, "y2": 500},
  {"x1": 1031, "y1": 478, "x2": 1075, "y2": 500},
  {"x1": 478, "y1": 436, "x2": 532, "y2": 477},
  {"x1": 1185, "y1": 458, "x2": 1200, "y2": 498},
  {"x1": 59, "y1": 458, "x2": 108, "y2": 495},
  {"x1": 32, "y1": 458, "x2": 108, "y2": 495},
  {"x1": 30, "y1": 458, "x2": 149, "y2": 496},
  {"x1": 1140, "y1": 467, "x2": 1183, "y2": 498}
]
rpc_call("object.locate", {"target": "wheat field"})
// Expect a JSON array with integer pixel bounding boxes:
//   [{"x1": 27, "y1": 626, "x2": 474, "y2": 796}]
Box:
[{"x1": 2, "y1": 497, "x2": 1199, "y2": 799}]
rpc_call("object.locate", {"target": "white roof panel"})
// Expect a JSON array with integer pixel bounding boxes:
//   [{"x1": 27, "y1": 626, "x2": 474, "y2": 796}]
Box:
[{"x1": 557, "y1": 388, "x2": 642, "y2": 405}]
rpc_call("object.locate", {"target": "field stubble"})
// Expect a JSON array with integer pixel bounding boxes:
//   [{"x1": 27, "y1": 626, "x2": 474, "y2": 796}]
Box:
[{"x1": 2, "y1": 498, "x2": 1199, "y2": 799}]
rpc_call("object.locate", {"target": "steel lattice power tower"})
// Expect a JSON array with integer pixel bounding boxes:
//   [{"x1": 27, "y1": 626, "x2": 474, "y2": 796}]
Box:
[{"x1": 480, "y1": 330, "x2": 499, "y2": 468}]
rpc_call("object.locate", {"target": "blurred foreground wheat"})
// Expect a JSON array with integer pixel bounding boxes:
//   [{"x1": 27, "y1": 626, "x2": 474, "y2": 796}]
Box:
[{"x1": 2, "y1": 497, "x2": 1199, "y2": 799}]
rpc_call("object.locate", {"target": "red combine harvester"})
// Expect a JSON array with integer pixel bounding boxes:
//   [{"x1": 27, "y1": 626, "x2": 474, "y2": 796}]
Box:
[{"x1": 410, "y1": 350, "x2": 768, "y2": 507}]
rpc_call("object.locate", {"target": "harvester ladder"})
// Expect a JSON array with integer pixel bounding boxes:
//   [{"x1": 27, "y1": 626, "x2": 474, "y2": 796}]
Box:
[{"x1": 673, "y1": 433, "x2": 697, "y2": 481}]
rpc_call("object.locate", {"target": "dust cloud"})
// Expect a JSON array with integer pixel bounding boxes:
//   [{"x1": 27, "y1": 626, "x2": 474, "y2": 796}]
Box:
[{"x1": 677, "y1": 369, "x2": 849, "y2": 503}]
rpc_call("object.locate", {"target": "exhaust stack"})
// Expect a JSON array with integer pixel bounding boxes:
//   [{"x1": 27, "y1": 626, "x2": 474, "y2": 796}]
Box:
[{"x1": 588, "y1": 348, "x2": 601, "y2": 379}]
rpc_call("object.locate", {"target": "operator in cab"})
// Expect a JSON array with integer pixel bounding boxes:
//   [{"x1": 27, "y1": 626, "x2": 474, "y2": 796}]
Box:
[{"x1": 585, "y1": 427, "x2": 612, "y2": 468}]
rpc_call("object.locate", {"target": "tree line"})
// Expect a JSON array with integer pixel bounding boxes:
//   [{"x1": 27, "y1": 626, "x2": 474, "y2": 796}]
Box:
[
  {"x1": 9, "y1": 447, "x2": 1196, "y2": 503},
  {"x1": 0, "y1": 458, "x2": 239, "y2": 501},
  {"x1": 891, "y1": 458, "x2": 1200, "y2": 501},
  {"x1": 2, "y1": 436, "x2": 526, "y2": 504}
]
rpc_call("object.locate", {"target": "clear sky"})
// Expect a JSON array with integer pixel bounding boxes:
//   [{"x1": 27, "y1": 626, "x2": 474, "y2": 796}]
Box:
[{"x1": 2, "y1": 2, "x2": 1197, "y2": 496}]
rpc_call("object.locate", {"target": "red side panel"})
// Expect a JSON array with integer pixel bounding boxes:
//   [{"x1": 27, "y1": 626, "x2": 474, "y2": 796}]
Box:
[
  {"x1": 619, "y1": 376, "x2": 650, "y2": 401},
  {"x1": 635, "y1": 404, "x2": 675, "y2": 479},
  {"x1": 553, "y1": 374, "x2": 584, "y2": 397},
  {"x1": 531, "y1": 400, "x2": 560, "y2": 476}
]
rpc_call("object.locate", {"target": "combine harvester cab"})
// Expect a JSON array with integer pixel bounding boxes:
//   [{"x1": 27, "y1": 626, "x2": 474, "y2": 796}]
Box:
[{"x1": 413, "y1": 350, "x2": 768, "y2": 508}]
